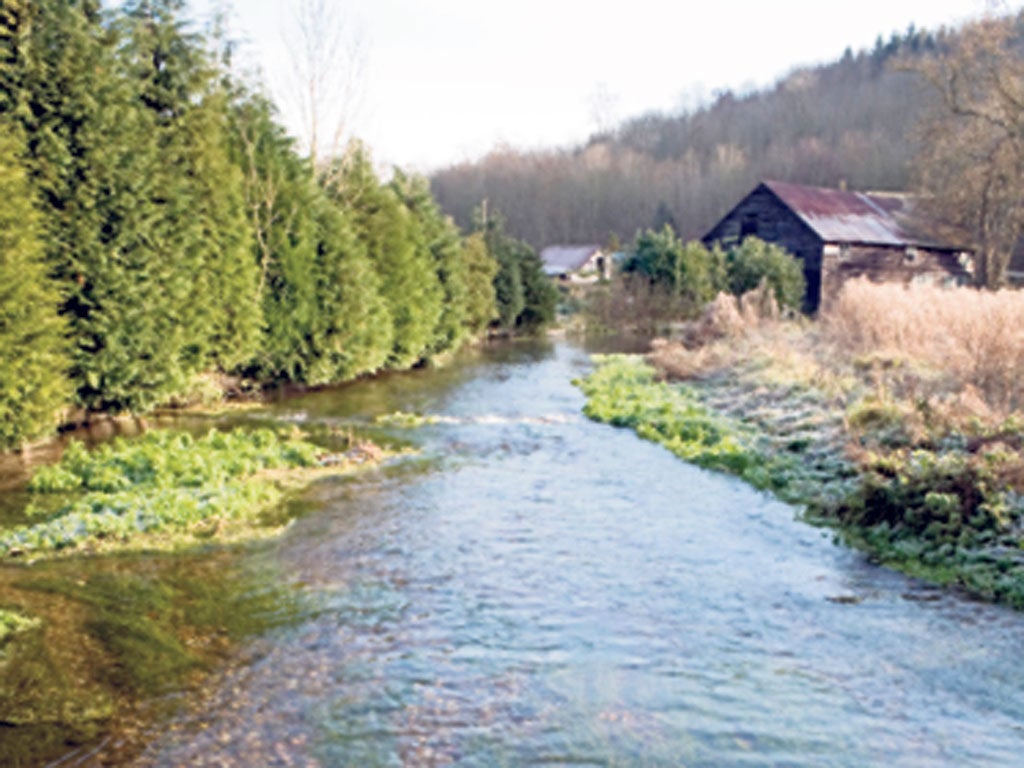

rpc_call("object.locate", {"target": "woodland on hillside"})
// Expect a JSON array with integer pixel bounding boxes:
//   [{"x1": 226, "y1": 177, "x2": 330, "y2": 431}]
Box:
[{"x1": 428, "y1": 25, "x2": 955, "y2": 248}]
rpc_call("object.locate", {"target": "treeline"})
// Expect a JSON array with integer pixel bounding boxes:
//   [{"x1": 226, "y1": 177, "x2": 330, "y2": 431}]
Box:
[
  {"x1": 0, "y1": 0, "x2": 552, "y2": 451},
  {"x1": 430, "y1": 25, "x2": 949, "y2": 247}
]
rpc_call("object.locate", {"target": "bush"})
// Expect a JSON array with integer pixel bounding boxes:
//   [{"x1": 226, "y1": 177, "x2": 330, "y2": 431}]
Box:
[
  {"x1": 623, "y1": 227, "x2": 726, "y2": 315},
  {"x1": 725, "y1": 237, "x2": 806, "y2": 312}
]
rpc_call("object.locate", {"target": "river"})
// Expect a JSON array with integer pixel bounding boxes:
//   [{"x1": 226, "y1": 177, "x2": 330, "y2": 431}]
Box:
[{"x1": 15, "y1": 339, "x2": 1024, "y2": 766}]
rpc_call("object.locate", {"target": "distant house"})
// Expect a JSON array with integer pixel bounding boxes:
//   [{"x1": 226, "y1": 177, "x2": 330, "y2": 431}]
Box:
[
  {"x1": 539, "y1": 244, "x2": 612, "y2": 283},
  {"x1": 702, "y1": 180, "x2": 973, "y2": 312}
]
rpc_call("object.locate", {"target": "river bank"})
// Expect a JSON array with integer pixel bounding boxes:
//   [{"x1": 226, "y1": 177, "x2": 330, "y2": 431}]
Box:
[
  {"x1": 0, "y1": 420, "x2": 397, "y2": 766},
  {"x1": 577, "y1": 287, "x2": 1024, "y2": 609},
  {"x1": 6, "y1": 338, "x2": 1024, "y2": 765}
]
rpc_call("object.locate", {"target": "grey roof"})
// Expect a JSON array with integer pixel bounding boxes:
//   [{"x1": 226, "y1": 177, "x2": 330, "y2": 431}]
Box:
[
  {"x1": 540, "y1": 244, "x2": 603, "y2": 276},
  {"x1": 764, "y1": 180, "x2": 959, "y2": 250}
]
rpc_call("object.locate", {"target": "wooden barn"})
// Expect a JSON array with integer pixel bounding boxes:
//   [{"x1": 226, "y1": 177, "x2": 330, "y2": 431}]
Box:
[
  {"x1": 540, "y1": 244, "x2": 612, "y2": 283},
  {"x1": 702, "y1": 180, "x2": 973, "y2": 312}
]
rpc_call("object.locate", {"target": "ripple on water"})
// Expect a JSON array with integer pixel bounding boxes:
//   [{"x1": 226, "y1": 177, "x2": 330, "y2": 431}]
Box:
[{"x1": 137, "y1": 341, "x2": 1024, "y2": 767}]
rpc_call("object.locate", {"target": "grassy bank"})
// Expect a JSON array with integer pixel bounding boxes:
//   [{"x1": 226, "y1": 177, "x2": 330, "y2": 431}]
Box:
[
  {"x1": 1, "y1": 427, "x2": 388, "y2": 560},
  {"x1": 0, "y1": 424, "x2": 392, "y2": 764},
  {"x1": 577, "y1": 280, "x2": 1024, "y2": 608}
]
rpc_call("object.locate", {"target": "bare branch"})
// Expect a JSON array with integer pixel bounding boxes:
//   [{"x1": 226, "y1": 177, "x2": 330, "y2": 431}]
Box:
[{"x1": 278, "y1": 0, "x2": 368, "y2": 181}]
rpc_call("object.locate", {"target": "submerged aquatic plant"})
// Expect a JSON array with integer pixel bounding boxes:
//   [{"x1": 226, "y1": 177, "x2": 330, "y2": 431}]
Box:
[
  {"x1": 1, "y1": 428, "x2": 345, "y2": 559},
  {"x1": 0, "y1": 608, "x2": 40, "y2": 647}
]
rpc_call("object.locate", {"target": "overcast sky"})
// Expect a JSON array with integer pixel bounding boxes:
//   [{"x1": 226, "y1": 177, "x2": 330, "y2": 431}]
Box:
[{"x1": 188, "y1": 0, "x2": 1016, "y2": 172}]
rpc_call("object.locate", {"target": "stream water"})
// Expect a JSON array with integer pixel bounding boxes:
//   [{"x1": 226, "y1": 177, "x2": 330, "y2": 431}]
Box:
[{"x1": 10, "y1": 339, "x2": 1024, "y2": 766}]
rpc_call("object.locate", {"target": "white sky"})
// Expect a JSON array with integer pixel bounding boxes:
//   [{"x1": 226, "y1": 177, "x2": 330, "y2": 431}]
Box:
[{"x1": 189, "y1": 0, "x2": 1015, "y2": 172}]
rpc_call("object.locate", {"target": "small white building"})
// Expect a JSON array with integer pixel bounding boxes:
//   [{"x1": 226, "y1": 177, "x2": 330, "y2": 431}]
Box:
[{"x1": 539, "y1": 244, "x2": 612, "y2": 283}]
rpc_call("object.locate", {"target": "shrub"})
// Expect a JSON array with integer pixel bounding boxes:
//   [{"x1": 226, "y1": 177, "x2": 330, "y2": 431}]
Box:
[
  {"x1": 623, "y1": 227, "x2": 726, "y2": 315},
  {"x1": 725, "y1": 237, "x2": 806, "y2": 311}
]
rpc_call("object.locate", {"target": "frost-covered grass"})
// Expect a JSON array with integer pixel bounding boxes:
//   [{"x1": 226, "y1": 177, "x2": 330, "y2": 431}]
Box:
[
  {"x1": 575, "y1": 356, "x2": 806, "y2": 496},
  {"x1": 588, "y1": 280, "x2": 1024, "y2": 608},
  {"x1": 0, "y1": 428, "x2": 342, "y2": 559}
]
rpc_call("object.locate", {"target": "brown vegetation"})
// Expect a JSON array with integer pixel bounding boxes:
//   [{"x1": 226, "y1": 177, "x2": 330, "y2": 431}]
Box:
[
  {"x1": 650, "y1": 278, "x2": 1024, "y2": 425},
  {"x1": 431, "y1": 28, "x2": 940, "y2": 247},
  {"x1": 637, "y1": 280, "x2": 1024, "y2": 606},
  {"x1": 823, "y1": 278, "x2": 1024, "y2": 416},
  {"x1": 912, "y1": 13, "x2": 1024, "y2": 287}
]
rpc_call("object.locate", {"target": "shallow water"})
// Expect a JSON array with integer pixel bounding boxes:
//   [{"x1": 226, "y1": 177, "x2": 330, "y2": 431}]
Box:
[{"x1": 117, "y1": 338, "x2": 1024, "y2": 767}]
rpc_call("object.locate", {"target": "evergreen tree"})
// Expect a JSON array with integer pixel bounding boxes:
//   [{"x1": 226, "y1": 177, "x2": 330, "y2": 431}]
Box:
[
  {"x1": 517, "y1": 249, "x2": 560, "y2": 330},
  {"x1": 0, "y1": 128, "x2": 69, "y2": 448},
  {"x1": 392, "y1": 172, "x2": 470, "y2": 354},
  {"x1": 230, "y1": 94, "x2": 391, "y2": 383},
  {"x1": 480, "y1": 211, "x2": 524, "y2": 331},
  {"x1": 120, "y1": 0, "x2": 261, "y2": 373},
  {"x1": 230, "y1": 92, "x2": 324, "y2": 381},
  {"x1": 460, "y1": 232, "x2": 499, "y2": 336},
  {"x1": 1, "y1": 0, "x2": 194, "y2": 412},
  {"x1": 331, "y1": 143, "x2": 443, "y2": 369},
  {"x1": 308, "y1": 197, "x2": 393, "y2": 382},
  {"x1": 478, "y1": 210, "x2": 555, "y2": 333}
]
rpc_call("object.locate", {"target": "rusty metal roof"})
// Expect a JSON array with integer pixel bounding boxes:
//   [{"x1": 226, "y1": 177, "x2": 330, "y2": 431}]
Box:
[
  {"x1": 764, "y1": 180, "x2": 954, "y2": 249},
  {"x1": 540, "y1": 244, "x2": 603, "y2": 276}
]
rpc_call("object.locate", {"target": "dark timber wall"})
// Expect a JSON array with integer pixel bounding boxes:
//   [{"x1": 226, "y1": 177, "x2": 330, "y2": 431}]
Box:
[
  {"x1": 819, "y1": 244, "x2": 971, "y2": 311},
  {"x1": 703, "y1": 186, "x2": 825, "y2": 311}
]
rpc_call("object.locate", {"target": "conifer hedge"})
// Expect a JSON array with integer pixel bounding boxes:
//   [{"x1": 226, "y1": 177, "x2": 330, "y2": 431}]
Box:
[{"x1": 0, "y1": 0, "x2": 554, "y2": 450}]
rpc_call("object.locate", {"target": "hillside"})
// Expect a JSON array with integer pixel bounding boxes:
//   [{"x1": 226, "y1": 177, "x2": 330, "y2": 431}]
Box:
[{"x1": 429, "y1": 27, "x2": 946, "y2": 248}]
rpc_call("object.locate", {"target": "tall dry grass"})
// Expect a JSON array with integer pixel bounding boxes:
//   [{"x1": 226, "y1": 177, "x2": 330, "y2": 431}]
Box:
[{"x1": 823, "y1": 278, "x2": 1024, "y2": 415}]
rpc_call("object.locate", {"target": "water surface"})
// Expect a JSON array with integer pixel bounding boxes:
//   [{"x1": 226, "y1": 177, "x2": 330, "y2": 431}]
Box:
[{"x1": 116, "y1": 339, "x2": 1024, "y2": 765}]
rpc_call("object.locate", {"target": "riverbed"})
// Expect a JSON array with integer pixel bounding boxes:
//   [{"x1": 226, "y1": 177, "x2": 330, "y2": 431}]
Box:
[{"x1": 8, "y1": 339, "x2": 1024, "y2": 766}]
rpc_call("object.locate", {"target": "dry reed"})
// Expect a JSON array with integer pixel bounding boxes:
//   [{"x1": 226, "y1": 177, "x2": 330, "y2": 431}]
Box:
[{"x1": 822, "y1": 278, "x2": 1024, "y2": 416}]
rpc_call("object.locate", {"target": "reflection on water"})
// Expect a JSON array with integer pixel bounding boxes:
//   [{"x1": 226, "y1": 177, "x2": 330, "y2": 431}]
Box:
[{"x1": 128, "y1": 338, "x2": 1024, "y2": 767}]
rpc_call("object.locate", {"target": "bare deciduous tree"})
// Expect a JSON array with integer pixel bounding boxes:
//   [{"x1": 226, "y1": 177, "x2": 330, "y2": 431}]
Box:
[
  {"x1": 279, "y1": 0, "x2": 367, "y2": 182},
  {"x1": 912, "y1": 14, "x2": 1024, "y2": 288}
]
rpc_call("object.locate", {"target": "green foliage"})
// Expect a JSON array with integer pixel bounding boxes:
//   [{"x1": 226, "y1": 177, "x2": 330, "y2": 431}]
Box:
[
  {"x1": 120, "y1": 0, "x2": 261, "y2": 374},
  {"x1": 3, "y1": 428, "x2": 325, "y2": 557},
  {"x1": 518, "y1": 249, "x2": 560, "y2": 329},
  {"x1": 834, "y1": 435, "x2": 1024, "y2": 608},
  {"x1": 837, "y1": 445, "x2": 1017, "y2": 546},
  {"x1": 0, "y1": 127, "x2": 69, "y2": 448},
  {"x1": 624, "y1": 230, "x2": 806, "y2": 315},
  {"x1": 460, "y1": 232, "x2": 499, "y2": 335},
  {"x1": 231, "y1": 93, "x2": 337, "y2": 383},
  {"x1": 479, "y1": 210, "x2": 557, "y2": 332},
  {"x1": 392, "y1": 172, "x2": 472, "y2": 354},
  {"x1": 624, "y1": 226, "x2": 725, "y2": 313},
  {"x1": 332, "y1": 144, "x2": 444, "y2": 369},
  {"x1": 308, "y1": 197, "x2": 393, "y2": 382},
  {"x1": 725, "y1": 237, "x2": 806, "y2": 311},
  {"x1": 576, "y1": 356, "x2": 797, "y2": 490},
  {"x1": 0, "y1": 608, "x2": 39, "y2": 648},
  {"x1": 0, "y1": 0, "x2": 490, "y2": 446}
]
